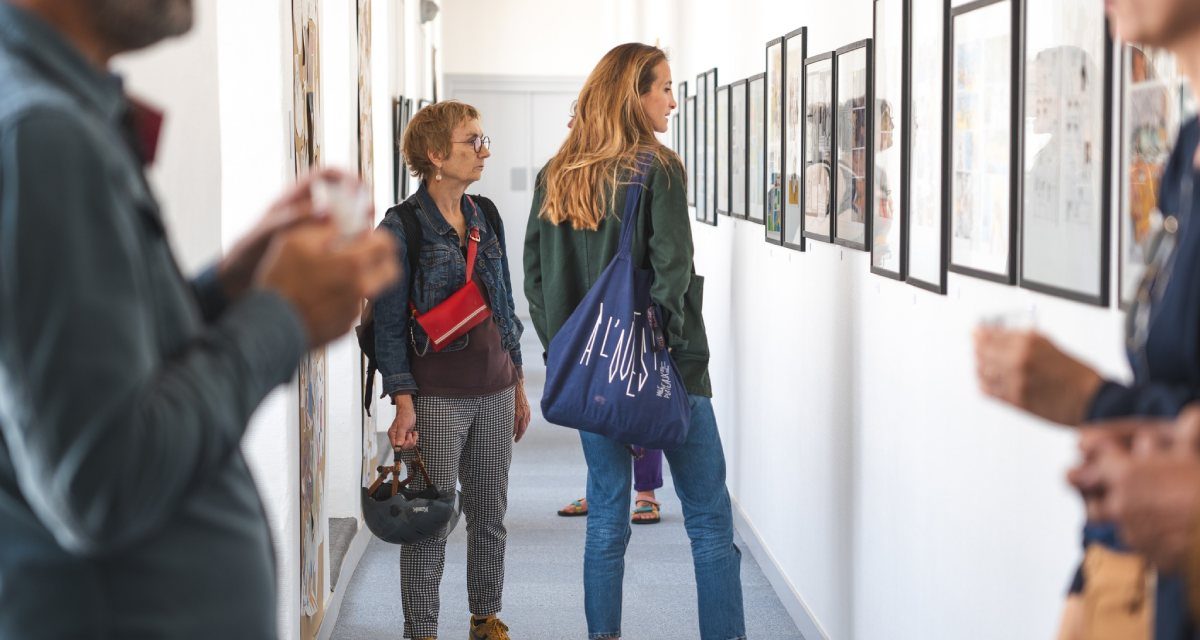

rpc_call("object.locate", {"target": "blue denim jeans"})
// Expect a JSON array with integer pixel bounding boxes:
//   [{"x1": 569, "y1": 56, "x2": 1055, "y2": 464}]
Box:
[{"x1": 579, "y1": 395, "x2": 746, "y2": 640}]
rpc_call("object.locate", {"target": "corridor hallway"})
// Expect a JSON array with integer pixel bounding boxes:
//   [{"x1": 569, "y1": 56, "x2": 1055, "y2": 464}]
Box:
[{"x1": 331, "y1": 337, "x2": 804, "y2": 639}]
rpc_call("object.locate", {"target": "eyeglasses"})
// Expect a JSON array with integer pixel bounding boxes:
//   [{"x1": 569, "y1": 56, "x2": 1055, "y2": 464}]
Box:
[{"x1": 453, "y1": 135, "x2": 491, "y2": 153}]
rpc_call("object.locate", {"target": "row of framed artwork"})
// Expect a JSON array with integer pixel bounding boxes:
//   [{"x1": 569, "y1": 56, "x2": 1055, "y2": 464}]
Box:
[
  {"x1": 672, "y1": 0, "x2": 1194, "y2": 308},
  {"x1": 391, "y1": 95, "x2": 434, "y2": 203}
]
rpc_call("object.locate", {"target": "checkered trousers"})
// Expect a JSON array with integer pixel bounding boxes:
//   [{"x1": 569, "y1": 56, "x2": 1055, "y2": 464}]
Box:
[{"x1": 399, "y1": 386, "x2": 516, "y2": 639}]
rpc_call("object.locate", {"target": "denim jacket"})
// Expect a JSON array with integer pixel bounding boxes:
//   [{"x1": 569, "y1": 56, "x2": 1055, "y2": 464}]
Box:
[{"x1": 374, "y1": 183, "x2": 523, "y2": 397}]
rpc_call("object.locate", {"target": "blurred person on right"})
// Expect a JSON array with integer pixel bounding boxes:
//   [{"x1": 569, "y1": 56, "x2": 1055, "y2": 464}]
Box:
[{"x1": 973, "y1": 1, "x2": 1200, "y2": 638}]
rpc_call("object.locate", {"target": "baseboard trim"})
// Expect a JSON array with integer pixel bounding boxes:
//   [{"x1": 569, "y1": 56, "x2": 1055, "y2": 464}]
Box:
[
  {"x1": 317, "y1": 521, "x2": 373, "y2": 640},
  {"x1": 731, "y1": 495, "x2": 830, "y2": 640}
]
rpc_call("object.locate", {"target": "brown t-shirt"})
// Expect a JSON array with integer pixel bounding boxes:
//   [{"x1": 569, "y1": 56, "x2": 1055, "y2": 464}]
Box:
[{"x1": 410, "y1": 278, "x2": 518, "y2": 397}]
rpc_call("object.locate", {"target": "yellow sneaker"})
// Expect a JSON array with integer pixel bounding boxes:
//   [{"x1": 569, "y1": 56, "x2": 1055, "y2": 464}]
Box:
[{"x1": 469, "y1": 615, "x2": 510, "y2": 640}]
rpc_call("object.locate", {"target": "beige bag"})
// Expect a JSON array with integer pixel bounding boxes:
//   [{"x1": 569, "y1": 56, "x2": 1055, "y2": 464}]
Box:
[{"x1": 1057, "y1": 544, "x2": 1153, "y2": 640}]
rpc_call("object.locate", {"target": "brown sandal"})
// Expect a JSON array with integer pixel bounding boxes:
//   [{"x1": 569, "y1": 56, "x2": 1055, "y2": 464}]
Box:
[
  {"x1": 557, "y1": 498, "x2": 588, "y2": 517},
  {"x1": 631, "y1": 499, "x2": 661, "y2": 524}
]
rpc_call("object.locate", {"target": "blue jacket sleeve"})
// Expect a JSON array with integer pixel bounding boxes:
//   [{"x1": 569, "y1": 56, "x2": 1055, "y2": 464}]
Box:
[
  {"x1": 1086, "y1": 379, "x2": 1200, "y2": 420},
  {"x1": 0, "y1": 109, "x2": 307, "y2": 556},
  {"x1": 373, "y1": 216, "x2": 418, "y2": 397}
]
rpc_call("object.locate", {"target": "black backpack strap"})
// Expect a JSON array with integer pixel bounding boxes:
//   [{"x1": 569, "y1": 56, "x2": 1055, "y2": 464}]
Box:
[
  {"x1": 361, "y1": 200, "x2": 424, "y2": 415},
  {"x1": 470, "y1": 195, "x2": 505, "y2": 239}
]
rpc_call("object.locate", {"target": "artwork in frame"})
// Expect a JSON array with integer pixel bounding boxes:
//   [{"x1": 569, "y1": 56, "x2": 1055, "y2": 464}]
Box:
[
  {"x1": 731, "y1": 79, "x2": 749, "y2": 219},
  {"x1": 748, "y1": 73, "x2": 767, "y2": 224},
  {"x1": 418, "y1": 98, "x2": 432, "y2": 110},
  {"x1": 392, "y1": 96, "x2": 403, "y2": 204},
  {"x1": 1119, "y1": 47, "x2": 1195, "y2": 307},
  {"x1": 402, "y1": 98, "x2": 414, "y2": 200},
  {"x1": 783, "y1": 27, "x2": 808, "y2": 251},
  {"x1": 872, "y1": 0, "x2": 906, "y2": 278},
  {"x1": 716, "y1": 84, "x2": 732, "y2": 216},
  {"x1": 355, "y1": 0, "x2": 379, "y2": 487},
  {"x1": 905, "y1": 0, "x2": 949, "y2": 294},
  {"x1": 702, "y1": 69, "x2": 719, "y2": 226},
  {"x1": 687, "y1": 96, "x2": 698, "y2": 208},
  {"x1": 948, "y1": 0, "x2": 1019, "y2": 284},
  {"x1": 672, "y1": 112, "x2": 680, "y2": 153},
  {"x1": 766, "y1": 37, "x2": 785, "y2": 243},
  {"x1": 833, "y1": 39, "x2": 873, "y2": 251},
  {"x1": 1020, "y1": 0, "x2": 1111, "y2": 306},
  {"x1": 695, "y1": 72, "x2": 709, "y2": 223},
  {"x1": 803, "y1": 52, "x2": 836, "y2": 243},
  {"x1": 678, "y1": 82, "x2": 689, "y2": 203}
]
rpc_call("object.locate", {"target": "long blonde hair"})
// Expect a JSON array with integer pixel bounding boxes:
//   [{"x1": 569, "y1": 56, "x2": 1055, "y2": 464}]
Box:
[{"x1": 539, "y1": 43, "x2": 681, "y2": 230}]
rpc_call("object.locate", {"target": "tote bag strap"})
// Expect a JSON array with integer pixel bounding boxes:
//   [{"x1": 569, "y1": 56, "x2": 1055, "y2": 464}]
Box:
[{"x1": 616, "y1": 154, "x2": 654, "y2": 257}]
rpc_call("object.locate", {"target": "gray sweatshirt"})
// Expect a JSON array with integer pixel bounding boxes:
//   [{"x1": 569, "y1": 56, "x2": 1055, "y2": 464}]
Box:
[{"x1": 0, "y1": 4, "x2": 307, "y2": 638}]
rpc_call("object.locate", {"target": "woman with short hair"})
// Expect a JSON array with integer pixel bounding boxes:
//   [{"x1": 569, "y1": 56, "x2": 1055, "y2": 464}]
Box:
[{"x1": 374, "y1": 100, "x2": 530, "y2": 640}]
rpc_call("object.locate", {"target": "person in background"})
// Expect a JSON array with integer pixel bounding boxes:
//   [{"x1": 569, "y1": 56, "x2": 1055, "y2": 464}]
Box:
[
  {"x1": 974, "y1": 1, "x2": 1200, "y2": 637},
  {"x1": 555, "y1": 99, "x2": 665, "y2": 526},
  {"x1": 0, "y1": 0, "x2": 397, "y2": 637},
  {"x1": 374, "y1": 100, "x2": 529, "y2": 640},
  {"x1": 525, "y1": 43, "x2": 746, "y2": 640}
]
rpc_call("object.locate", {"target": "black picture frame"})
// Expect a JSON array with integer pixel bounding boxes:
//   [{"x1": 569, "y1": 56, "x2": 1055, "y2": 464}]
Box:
[
  {"x1": 832, "y1": 39, "x2": 874, "y2": 252},
  {"x1": 402, "y1": 97, "x2": 414, "y2": 200},
  {"x1": 696, "y1": 71, "x2": 709, "y2": 222},
  {"x1": 731, "y1": 78, "x2": 750, "y2": 220},
  {"x1": 686, "y1": 95, "x2": 698, "y2": 208},
  {"x1": 748, "y1": 73, "x2": 767, "y2": 225},
  {"x1": 871, "y1": 0, "x2": 908, "y2": 279},
  {"x1": 417, "y1": 99, "x2": 432, "y2": 110},
  {"x1": 803, "y1": 52, "x2": 836, "y2": 244},
  {"x1": 699, "y1": 69, "x2": 719, "y2": 226},
  {"x1": 904, "y1": 0, "x2": 950, "y2": 294},
  {"x1": 782, "y1": 27, "x2": 808, "y2": 251},
  {"x1": 1017, "y1": 2, "x2": 1112, "y2": 306},
  {"x1": 766, "y1": 37, "x2": 785, "y2": 244},
  {"x1": 716, "y1": 83, "x2": 732, "y2": 216},
  {"x1": 946, "y1": 0, "x2": 1020, "y2": 285},
  {"x1": 678, "y1": 81, "x2": 689, "y2": 201}
]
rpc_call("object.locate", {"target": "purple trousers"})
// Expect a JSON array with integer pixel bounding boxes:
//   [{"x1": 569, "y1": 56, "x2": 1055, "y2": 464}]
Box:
[{"x1": 631, "y1": 447, "x2": 663, "y2": 492}]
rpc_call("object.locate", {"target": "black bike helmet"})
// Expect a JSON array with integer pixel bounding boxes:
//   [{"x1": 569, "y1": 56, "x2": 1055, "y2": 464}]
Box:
[{"x1": 362, "y1": 448, "x2": 462, "y2": 545}]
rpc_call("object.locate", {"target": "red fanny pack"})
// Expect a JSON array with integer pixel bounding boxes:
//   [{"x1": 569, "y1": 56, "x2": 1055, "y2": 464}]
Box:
[{"x1": 411, "y1": 219, "x2": 491, "y2": 352}]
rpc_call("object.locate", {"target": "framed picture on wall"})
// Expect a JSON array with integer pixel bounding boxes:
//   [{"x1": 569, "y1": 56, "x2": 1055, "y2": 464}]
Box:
[
  {"x1": 687, "y1": 95, "x2": 697, "y2": 208},
  {"x1": 402, "y1": 98, "x2": 414, "y2": 199},
  {"x1": 418, "y1": 99, "x2": 432, "y2": 110},
  {"x1": 672, "y1": 112, "x2": 680, "y2": 153},
  {"x1": 872, "y1": 0, "x2": 906, "y2": 279},
  {"x1": 905, "y1": 0, "x2": 949, "y2": 294},
  {"x1": 678, "y1": 81, "x2": 689, "y2": 193},
  {"x1": 392, "y1": 95, "x2": 404, "y2": 204},
  {"x1": 833, "y1": 39, "x2": 873, "y2": 251},
  {"x1": 696, "y1": 72, "x2": 709, "y2": 223},
  {"x1": 1020, "y1": 0, "x2": 1111, "y2": 306},
  {"x1": 766, "y1": 37, "x2": 785, "y2": 244},
  {"x1": 1119, "y1": 47, "x2": 1194, "y2": 307},
  {"x1": 804, "y1": 52, "x2": 836, "y2": 243},
  {"x1": 731, "y1": 78, "x2": 749, "y2": 219},
  {"x1": 783, "y1": 27, "x2": 808, "y2": 251},
  {"x1": 716, "y1": 84, "x2": 732, "y2": 216},
  {"x1": 702, "y1": 69, "x2": 719, "y2": 226},
  {"x1": 948, "y1": 0, "x2": 1019, "y2": 284},
  {"x1": 748, "y1": 73, "x2": 767, "y2": 224}
]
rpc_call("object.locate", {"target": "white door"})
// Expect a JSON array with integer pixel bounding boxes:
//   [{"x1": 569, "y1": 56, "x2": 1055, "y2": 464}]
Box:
[{"x1": 446, "y1": 76, "x2": 582, "y2": 321}]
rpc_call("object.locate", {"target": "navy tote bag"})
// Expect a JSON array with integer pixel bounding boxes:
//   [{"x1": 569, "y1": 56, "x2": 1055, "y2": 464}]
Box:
[{"x1": 540, "y1": 162, "x2": 691, "y2": 450}]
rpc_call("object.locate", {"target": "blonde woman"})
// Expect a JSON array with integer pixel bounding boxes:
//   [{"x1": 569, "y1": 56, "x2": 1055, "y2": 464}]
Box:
[{"x1": 524, "y1": 43, "x2": 746, "y2": 640}]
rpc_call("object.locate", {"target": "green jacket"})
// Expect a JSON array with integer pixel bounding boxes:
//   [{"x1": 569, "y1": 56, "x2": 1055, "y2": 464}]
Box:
[{"x1": 524, "y1": 155, "x2": 712, "y2": 397}]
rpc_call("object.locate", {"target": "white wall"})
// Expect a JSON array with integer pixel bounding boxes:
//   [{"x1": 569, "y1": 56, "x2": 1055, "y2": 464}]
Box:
[
  {"x1": 661, "y1": 1, "x2": 1130, "y2": 639},
  {"x1": 113, "y1": 2, "x2": 222, "y2": 273}
]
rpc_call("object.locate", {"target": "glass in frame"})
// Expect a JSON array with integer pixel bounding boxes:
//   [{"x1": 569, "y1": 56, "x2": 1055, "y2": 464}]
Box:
[
  {"x1": 783, "y1": 27, "x2": 808, "y2": 250},
  {"x1": 833, "y1": 40, "x2": 873, "y2": 251},
  {"x1": 716, "y1": 84, "x2": 731, "y2": 216},
  {"x1": 947, "y1": 0, "x2": 1018, "y2": 284},
  {"x1": 906, "y1": 0, "x2": 949, "y2": 293},
  {"x1": 732, "y1": 79, "x2": 749, "y2": 219},
  {"x1": 804, "y1": 54, "x2": 835, "y2": 242},
  {"x1": 766, "y1": 38, "x2": 785, "y2": 243},
  {"x1": 749, "y1": 74, "x2": 767, "y2": 224},
  {"x1": 1019, "y1": 0, "x2": 1110, "y2": 306},
  {"x1": 872, "y1": 0, "x2": 905, "y2": 278}
]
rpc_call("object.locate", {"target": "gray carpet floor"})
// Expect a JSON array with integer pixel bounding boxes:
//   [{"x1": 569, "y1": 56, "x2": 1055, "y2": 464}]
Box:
[{"x1": 332, "y1": 350, "x2": 803, "y2": 639}]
